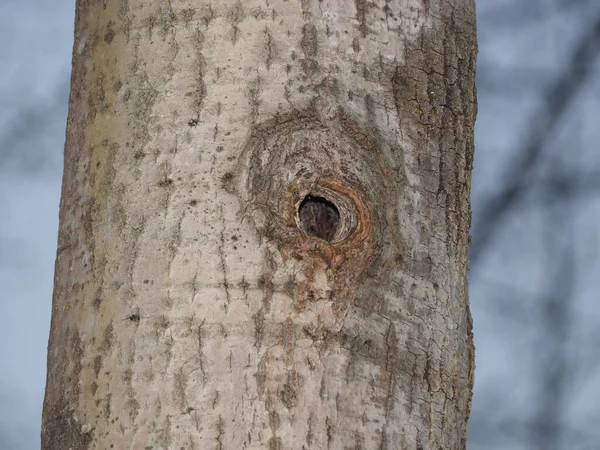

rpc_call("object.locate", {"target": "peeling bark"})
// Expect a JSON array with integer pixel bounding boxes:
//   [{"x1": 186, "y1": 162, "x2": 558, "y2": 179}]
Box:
[{"x1": 42, "y1": 0, "x2": 477, "y2": 449}]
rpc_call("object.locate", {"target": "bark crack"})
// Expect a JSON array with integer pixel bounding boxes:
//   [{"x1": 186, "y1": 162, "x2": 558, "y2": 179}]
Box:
[{"x1": 218, "y1": 209, "x2": 231, "y2": 306}]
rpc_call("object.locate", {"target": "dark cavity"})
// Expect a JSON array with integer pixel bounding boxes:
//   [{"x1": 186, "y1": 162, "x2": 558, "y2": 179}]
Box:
[{"x1": 298, "y1": 195, "x2": 340, "y2": 242}]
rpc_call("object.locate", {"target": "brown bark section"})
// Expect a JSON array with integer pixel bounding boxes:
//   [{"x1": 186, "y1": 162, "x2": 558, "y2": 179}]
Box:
[{"x1": 43, "y1": 1, "x2": 476, "y2": 449}]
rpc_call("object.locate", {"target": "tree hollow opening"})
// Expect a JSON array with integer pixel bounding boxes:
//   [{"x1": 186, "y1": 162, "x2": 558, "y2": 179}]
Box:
[{"x1": 298, "y1": 195, "x2": 340, "y2": 242}]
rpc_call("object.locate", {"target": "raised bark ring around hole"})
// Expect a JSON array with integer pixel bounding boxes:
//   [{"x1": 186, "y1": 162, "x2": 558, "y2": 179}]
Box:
[{"x1": 294, "y1": 186, "x2": 358, "y2": 243}]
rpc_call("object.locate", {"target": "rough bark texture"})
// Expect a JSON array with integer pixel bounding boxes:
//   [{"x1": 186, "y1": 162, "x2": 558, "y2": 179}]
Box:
[{"x1": 42, "y1": 0, "x2": 477, "y2": 449}]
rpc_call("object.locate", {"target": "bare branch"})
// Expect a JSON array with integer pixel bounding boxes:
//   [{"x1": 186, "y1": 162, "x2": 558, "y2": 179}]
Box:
[{"x1": 471, "y1": 14, "x2": 600, "y2": 264}]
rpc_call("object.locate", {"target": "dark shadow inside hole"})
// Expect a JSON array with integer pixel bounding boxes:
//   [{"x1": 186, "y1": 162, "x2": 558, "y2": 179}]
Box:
[{"x1": 298, "y1": 195, "x2": 340, "y2": 242}]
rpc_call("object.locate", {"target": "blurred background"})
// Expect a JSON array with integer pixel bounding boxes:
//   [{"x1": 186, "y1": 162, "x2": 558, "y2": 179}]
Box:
[{"x1": 1, "y1": 0, "x2": 599, "y2": 448}]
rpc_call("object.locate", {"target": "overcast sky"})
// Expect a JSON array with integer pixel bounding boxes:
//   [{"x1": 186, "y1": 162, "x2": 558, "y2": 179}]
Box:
[
  {"x1": 0, "y1": 0, "x2": 72, "y2": 448},
  {"x1": 1, "y1": 1, "x2": 599, "y2": 449}
]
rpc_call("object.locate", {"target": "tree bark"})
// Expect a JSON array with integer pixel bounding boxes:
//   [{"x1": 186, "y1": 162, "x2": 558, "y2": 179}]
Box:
[{"x1": 42, "y1": 0, "x2": 477, "y2": 449}]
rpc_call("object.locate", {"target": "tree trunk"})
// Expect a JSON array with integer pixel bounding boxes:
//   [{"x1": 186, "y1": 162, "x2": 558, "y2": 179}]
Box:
[{"x1": 42, "y1": 0, "x2": 476, "y2": 449}]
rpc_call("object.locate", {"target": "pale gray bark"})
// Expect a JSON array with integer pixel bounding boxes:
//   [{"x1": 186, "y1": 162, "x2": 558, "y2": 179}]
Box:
[{"x1": 42, "y1": 0, "x2": 477, "y2": 449}]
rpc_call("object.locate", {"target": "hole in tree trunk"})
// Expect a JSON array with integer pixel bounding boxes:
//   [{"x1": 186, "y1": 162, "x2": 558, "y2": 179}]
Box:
[{"x1": 298, "y1": 195, "x2": 340, "y2": 242}]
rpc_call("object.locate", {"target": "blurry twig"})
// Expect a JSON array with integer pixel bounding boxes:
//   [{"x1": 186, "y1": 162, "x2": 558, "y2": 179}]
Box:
[
  {"x1": 528, "y1": 182, "x2": 576, "y2": 450},
  {"x1": 471, "y1": 13, "x2": 600, "y2": 264}
]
